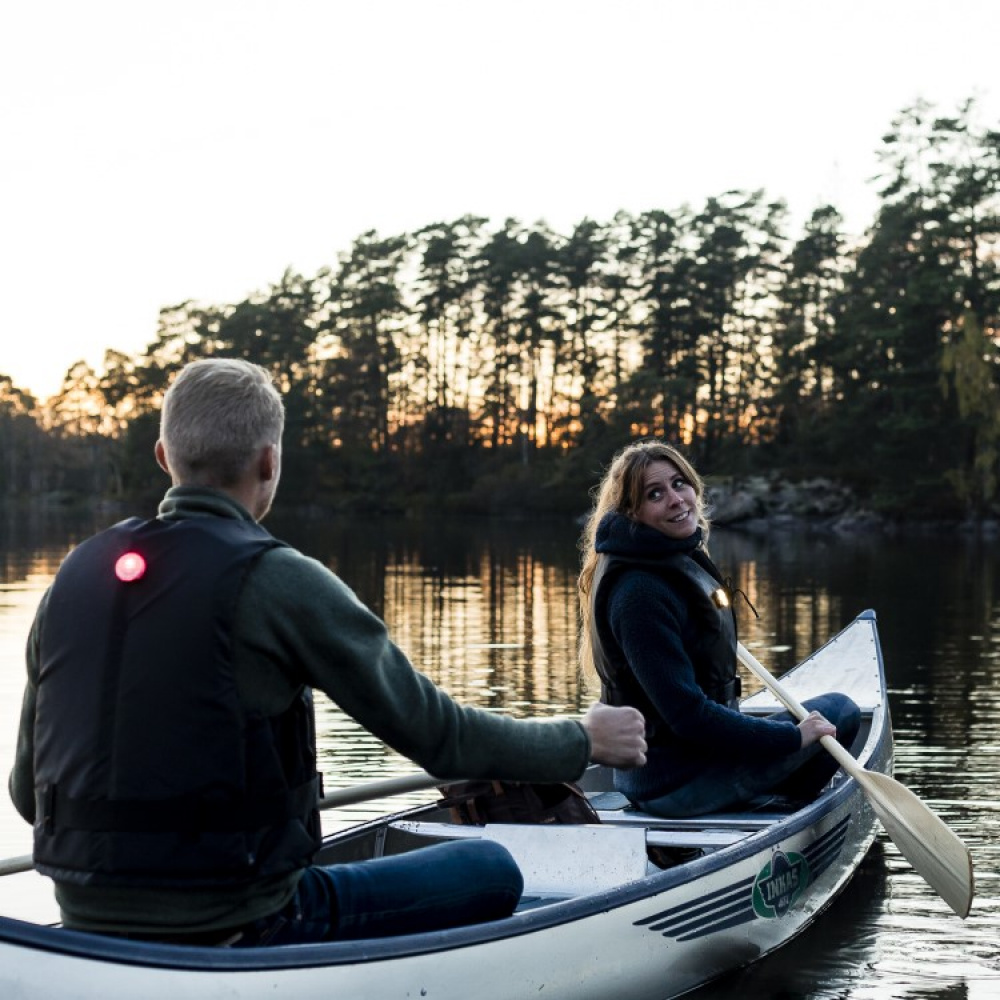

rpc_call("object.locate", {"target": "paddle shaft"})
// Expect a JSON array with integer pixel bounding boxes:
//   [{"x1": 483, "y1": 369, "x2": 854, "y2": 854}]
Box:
[
  {"x1": 0, "y1": 854, "x2": 33, "y2": 877},
  {"x1": 318, "y1": 770, "x2": 444, "y2": 809},
  {"x1": 0, "y1": 771, "x2": 446, "y2": 878},
  {"x1": 736, "y1": 643, "x2": 859, "y2": 777}
]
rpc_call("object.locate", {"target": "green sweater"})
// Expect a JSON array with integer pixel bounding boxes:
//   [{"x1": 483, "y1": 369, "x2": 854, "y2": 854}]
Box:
[{"x1": 9, "y1": 487, "x2": 590, "y2": 935}]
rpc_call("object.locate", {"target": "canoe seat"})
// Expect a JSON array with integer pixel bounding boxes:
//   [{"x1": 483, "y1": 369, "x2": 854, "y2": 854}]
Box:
[{"x1": 388, "y1": 821, "x2": 649, "y2": 895}]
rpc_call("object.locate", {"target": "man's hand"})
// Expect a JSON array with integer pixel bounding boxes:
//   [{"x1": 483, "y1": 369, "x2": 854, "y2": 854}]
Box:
[{"x1": 581, "y1": 702, "x2": 647, "y2": 769}]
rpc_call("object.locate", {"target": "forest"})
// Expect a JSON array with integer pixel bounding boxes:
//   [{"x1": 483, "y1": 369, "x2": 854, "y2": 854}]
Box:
[{"x1": 2, "y1": 100, "x2": 999, "y2": 521}]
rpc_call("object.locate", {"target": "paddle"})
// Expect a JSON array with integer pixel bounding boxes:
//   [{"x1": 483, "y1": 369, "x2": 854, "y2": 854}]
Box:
[
  {"x1": 317, "y1": 770, "x2": 443, "y2": 809},
  {"x1": 736, "y1": 642, "x2": 974, "y2": 919},
  {"x1": 0, "y1": 771, "x2": 447, "y2": 878}
]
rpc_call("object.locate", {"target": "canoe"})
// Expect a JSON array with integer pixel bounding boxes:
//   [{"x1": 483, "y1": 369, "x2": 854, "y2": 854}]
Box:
[{"x1": 0, "y1": 610, "x2": 890, "y2": 1000}]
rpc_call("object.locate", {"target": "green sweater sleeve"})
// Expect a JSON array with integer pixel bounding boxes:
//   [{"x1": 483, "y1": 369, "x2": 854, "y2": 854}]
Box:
[{"x1": 234, "y1": 547, "x2": 591, "y2": 783}]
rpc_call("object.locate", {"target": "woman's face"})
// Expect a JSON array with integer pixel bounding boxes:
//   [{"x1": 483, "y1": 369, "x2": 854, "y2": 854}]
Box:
[{"x1": 633, "y1": 459, "x2": 699, "y2": 540}]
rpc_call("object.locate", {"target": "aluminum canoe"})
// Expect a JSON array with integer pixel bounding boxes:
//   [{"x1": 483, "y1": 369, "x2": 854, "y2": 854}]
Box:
[{"x1": 0, "y1": 610, "x2": 889, "y2": 1000}]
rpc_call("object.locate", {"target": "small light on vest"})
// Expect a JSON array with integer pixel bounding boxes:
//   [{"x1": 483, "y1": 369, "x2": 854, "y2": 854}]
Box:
[
  {"x1": 711, "y1": 587, "x2": 730, "y2": 608},
  {"x1": 115, "y1": 551, "x2": 147, "y2": 583}
]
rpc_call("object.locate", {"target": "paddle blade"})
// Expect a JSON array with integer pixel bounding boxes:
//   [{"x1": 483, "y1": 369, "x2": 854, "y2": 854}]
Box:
[{"x1": 859, "y1": 769, "x2": 974, "y2": 919}]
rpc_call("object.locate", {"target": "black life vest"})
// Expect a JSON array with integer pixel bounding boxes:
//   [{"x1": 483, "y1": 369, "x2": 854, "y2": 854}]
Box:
[
  {"x1": 33, "y1": 516, "x2": 322, "y2": 888},
  {"x1": 590, "y1": 548, "x2": 741, "y2": 744}
]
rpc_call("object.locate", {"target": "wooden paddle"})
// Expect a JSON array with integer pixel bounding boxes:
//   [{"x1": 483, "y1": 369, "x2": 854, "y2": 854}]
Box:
[
  {"x1": 0, "y1": 771, "x2": 447, "y2": 878},
  {"x1": 736, "y1": 642, "x2": 974, "y2": 919}
]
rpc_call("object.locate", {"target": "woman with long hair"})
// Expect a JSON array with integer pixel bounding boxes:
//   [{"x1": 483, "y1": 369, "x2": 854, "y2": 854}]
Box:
[{"x1": 578, "y1": 439, "x2": 860, "y2": 818}]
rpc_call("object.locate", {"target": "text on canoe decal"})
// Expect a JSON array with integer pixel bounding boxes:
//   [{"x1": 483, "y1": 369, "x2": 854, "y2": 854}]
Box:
[{"x1": 752, "y1": 850, "x2": 809, "y2": 918}]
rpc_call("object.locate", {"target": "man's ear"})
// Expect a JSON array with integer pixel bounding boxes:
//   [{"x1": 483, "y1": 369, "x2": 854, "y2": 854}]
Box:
[
  {"x1": 259, "y1": 444, "x2": 279, "y2": 482},
  {"x1": 154, "y1": 440, "x2": 170, "y2": 475}
]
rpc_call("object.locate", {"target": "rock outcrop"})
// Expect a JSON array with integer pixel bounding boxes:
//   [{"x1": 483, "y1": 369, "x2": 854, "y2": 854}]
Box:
[{"x1": 705, "y1": 477, "x2": 886, "y2": 534}]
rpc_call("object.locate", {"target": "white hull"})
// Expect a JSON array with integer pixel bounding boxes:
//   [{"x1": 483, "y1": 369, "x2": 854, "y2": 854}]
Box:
[{"x1": 0, "y1": 612, "x2": 889, "y2": 1000}]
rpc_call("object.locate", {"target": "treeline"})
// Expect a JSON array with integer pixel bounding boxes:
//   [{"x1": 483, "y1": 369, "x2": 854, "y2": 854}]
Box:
[{"x1": 2, "y1": 99, "x2": 999, "y2": 519}]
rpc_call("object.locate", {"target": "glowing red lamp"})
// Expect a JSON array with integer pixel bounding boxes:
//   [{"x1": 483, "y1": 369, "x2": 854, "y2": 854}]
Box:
[{"x1": 115, "y1": 552, "x2": 147, "y2": 583}]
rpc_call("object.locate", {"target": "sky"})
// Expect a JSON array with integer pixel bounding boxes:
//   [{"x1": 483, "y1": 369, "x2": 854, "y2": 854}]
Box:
[{"x1": 2, "y1": 0, "x2": 999, "y2": 403}]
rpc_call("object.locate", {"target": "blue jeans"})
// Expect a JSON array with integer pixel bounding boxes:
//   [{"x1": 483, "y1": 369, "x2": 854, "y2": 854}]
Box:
[
  {"x1": 635, "y1": 693, "x2": 862, "y2": 818},
  {"x1": 234, "y1": 839, "x2": 523, "y2": 946}
]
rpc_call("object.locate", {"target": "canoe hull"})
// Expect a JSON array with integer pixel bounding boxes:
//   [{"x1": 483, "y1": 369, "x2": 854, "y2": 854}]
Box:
[{"x1": 0, "y1": 612, "x2": 890, "y2": 1000}]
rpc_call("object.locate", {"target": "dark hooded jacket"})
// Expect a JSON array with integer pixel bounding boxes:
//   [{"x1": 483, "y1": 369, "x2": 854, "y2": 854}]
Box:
[{"x1": 590, "y1": 513, "x2": 800, "y2": 802}]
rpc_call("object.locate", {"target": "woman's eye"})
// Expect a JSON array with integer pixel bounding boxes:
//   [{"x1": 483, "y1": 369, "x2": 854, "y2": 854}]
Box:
[
  {"x1": 648, "y1": 488, "x2": 663, "y2": 501},
  {"x1": 672, "y1": 478, "x2": 688, "y2": 491}
]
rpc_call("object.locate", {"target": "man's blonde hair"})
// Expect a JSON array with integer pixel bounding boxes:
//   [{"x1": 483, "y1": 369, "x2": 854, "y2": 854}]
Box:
[{"x1": 159, "y1": 359, "x2": 284, "y2": 487}]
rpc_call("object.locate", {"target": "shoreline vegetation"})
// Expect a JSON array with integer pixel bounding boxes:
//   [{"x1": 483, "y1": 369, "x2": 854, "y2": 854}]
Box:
[
  {"x1": 1, "y1": 98, "x2": 998, "y2": 528},
  {"x1": 3, "y1": 475, "x2": 999, "y2": 538}
]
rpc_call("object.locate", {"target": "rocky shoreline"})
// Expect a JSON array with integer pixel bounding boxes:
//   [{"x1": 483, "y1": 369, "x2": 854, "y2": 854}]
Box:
[{"x1": 705, "y1": 476, "x2": 999, "y2": 536}]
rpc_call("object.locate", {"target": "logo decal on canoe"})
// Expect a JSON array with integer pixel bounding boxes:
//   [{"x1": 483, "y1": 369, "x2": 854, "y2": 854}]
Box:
[
  {"x1": 633, "y1": 815, "x2": 850, "y2": 941},
  {"x1": 752, "y1": 850, "x2": 810, "y2": 918}
]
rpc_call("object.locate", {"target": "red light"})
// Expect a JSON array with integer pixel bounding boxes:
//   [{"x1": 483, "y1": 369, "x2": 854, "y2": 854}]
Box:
[{"x1": 115, "y1": 552, "x2": 147, "y2": 582}]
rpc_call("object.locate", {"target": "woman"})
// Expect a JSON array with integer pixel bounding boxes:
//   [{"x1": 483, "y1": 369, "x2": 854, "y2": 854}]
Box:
[{"x1": 578, "y1": 440, "x2": 860, "y2": 818}]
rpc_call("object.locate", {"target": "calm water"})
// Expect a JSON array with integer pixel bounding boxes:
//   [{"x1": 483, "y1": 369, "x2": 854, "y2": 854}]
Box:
[{"x1": 0, "y1": 506, "x2": 997, "y2": 998}]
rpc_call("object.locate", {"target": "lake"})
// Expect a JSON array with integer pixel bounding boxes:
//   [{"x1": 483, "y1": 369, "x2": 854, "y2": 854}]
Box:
[{"x1": 0, "y1": 505, "x2": 997, "y2": 998}]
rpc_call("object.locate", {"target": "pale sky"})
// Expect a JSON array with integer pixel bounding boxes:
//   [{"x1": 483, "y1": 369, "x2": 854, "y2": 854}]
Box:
[{"x1": 2, "y1": 0, "x2": 999, "y2": 402}]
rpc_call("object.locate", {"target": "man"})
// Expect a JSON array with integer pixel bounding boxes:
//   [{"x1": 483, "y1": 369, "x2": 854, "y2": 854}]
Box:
[{"x1": 9, "y1": 358, "x2": 646, "y2": 946}]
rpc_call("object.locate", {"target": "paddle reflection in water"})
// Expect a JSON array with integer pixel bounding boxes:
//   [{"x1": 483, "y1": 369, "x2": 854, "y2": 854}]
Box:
[{"x1": 0, "y1": 510, "x2": 997, "y2": 997}]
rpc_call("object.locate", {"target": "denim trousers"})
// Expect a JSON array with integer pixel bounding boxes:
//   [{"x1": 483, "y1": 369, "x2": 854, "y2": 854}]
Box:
[
  {"x1": 636, "y1": 693, "x2": 862, "y2": 818},
  {"x1": 234, "y1": 838, "x2": 523, "y2": 946}
]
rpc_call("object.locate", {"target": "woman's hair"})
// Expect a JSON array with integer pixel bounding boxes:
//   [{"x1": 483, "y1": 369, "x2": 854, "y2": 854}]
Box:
[
  {"x1": 159, "y1": 358, "x2": 285, "y2": 487},
  {"x1": 576, "y1": 439, "x2": 708, "y2": 678}
]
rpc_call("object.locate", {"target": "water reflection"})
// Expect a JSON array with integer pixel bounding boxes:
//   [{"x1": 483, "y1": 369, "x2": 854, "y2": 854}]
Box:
[
  {"x1": 278, "y1": 513, "x2": 588, "y2": 720},
  {"x1": 0, "y1": 509, "x2": 997, "y2": 997}
]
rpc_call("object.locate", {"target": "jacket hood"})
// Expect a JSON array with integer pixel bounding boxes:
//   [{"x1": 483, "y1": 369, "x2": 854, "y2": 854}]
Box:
[{"x1": 594, "y1": 511, "x2": 703, "y2": 560}]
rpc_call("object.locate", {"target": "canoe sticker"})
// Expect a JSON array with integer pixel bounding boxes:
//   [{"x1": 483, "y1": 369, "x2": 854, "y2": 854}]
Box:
[
  {"x1": 634, "y1": 816, "x2": 849, "y2": 942},
  {"x1": 752, "y1": 850, "x2": 809, "y2": 918}
]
